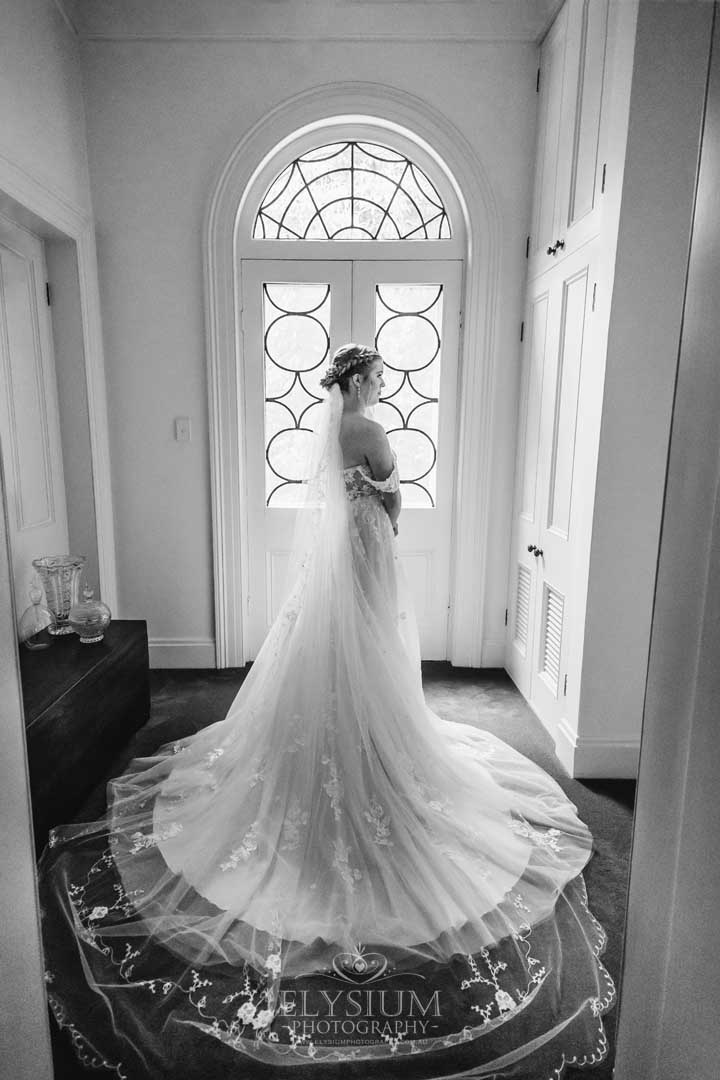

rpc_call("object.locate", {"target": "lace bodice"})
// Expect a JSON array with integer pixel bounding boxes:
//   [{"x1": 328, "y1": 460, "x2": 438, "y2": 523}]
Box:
[{"x1": 343, "y1": 451, "x2": 400, "y2": 500}]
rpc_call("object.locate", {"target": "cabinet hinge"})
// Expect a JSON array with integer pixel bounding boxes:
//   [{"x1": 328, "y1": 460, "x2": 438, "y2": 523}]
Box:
[
  {"x1": 563, "y1": 673, "x2": 568, "y2": 696},
  {"x1": 536, "y1": 67, "x2": 541, "y2": 93},
  {"x1": 45, "y1": 282, "x2": 52, "y2": 306},
  {"x1": 459, "y1": 309, "x2": 464, "y2": 330},
  {"x1": 520, "y1": 321, "x2": 525, "y2": 342},
  {"x1": 601, "y1": 162, "x2": 607, "y2": 194},
  {"x1": 504, "y1": 608, "x2": 508, "y2": 627},
  {"x1": 592, "y1": 282, "x2": 597, "y2": 312},
  {"x1": 525, "y1": 235, "x2": 530, "y2": 259}
]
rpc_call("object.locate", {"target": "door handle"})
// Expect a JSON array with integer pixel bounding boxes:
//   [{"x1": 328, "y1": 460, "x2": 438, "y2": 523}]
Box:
[
  {"x1": 527, "y1": 544, "x2": 544, "y2": 558},
  {"x1": 546, "y1": 238, "x2": 566, "y2": 256}
]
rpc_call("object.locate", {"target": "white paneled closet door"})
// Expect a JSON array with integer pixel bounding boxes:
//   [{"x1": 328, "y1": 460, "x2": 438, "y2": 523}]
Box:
[
  {"x1": 0, "y1": 215, "x2": 69, "y2": 614},
  {"x1": 529, "y1": 0, "x2": 609, "y2": 279},
  {"x1": 506, "y1": 279, "x2": 551, "y2": 698},
  {"x1": 508, "y1": 241, "x2": 597, "y2": 734}
]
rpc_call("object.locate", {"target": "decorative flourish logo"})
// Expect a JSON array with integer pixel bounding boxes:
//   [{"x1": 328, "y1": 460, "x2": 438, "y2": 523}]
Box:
[
  {"x1": 331, "y1": 944, "x2": 388, "y2": 984},
  {"x1": 280, "y1": 943, "x2": 442, "y2": 1048}
]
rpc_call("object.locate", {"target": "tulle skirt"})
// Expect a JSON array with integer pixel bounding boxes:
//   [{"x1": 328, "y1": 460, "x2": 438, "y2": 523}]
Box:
[{"x1": 39, "y1": 492, "x2": 614, "y2": 1078}]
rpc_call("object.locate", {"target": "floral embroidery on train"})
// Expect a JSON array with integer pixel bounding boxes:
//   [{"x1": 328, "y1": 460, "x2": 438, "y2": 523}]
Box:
[
  {"x1": 331, "y1": 837, "x2": 363, "y2": 890},
  {"x1": 321, "y1": 754, "x2": 344, "y2": 821},
  {"x1": 279, "y1": 799, "x2": 309, "y2": 851},
  {"x1": 510, "y1": 817, "x2": 563, "y2": 853},
  {"x1": 459, "y1": 889, "x2": 548, "y2": 1026},
  {"x1": 220, "y1": 821, "x2": 260, "y2": 871},
  {"x1": 248, "y1": 756, "x2": 268, "y2": 788},
  {"x1": 128, "y1": 822, "x2": 183, "y2": 855},
  {"x1": 363, "y1": 798, "x2": 393, "y2": 846}
]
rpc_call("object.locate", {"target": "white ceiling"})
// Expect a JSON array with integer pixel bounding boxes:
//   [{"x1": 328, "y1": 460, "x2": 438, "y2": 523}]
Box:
[{"x1": 57, "y1": 0, "x2": 563, "y2": 42}]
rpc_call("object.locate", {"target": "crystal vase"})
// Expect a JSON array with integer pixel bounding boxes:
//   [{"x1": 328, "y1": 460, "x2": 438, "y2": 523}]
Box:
[{"x1": 32, "y1": 555, "x2": 86, "y2": 635}]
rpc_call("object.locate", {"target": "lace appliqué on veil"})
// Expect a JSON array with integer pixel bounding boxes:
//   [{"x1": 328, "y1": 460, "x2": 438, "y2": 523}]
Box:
[
  {"x1": 363, "y1": 798, "x2": 393, "y2": 846},
  {"x1": 332, "y1": 838, "x2": 363, "y2": 890},
  {"x1": 220, "y1": 821, "x2": 260, "y2": 871},
  {"x1": 321, "y1": 754, "x2": 344, "y2": 821},
  {"x1": 279, "y1": 800, "x2": 309, "y2": 851},
  {"x1": 128, "y1": 822, "x2": 183, "y2": 855},
  {"x1": 510, "y1": 818, "x2": 563, "y2": 853}
]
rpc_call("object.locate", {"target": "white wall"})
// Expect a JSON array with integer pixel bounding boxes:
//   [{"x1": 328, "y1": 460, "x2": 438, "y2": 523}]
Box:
[
  {"x1": 0, "y1": 4, "x2": 95, "y2": 1076},
  {"x1": 0, "y1": 0, "x2": 90, "y2": 214},
  {"x1": 79, "y1": 19, "x2": 539, "y2": 664},
  {"x1": 576, "y1": 1, "x2": 712, "y2": 764},
  {"x1": 615, "y1": 5, "x2": 720, "y2": 1075}
]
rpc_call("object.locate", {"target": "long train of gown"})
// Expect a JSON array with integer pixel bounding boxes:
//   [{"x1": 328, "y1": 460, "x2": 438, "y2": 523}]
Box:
[{"x1": 39, "y1": 451, "x2": 615, "y2": 1079}]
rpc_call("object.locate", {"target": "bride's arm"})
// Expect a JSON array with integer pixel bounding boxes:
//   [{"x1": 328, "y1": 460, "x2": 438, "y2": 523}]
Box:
[{"x1": 364, "y1": 422, "x2": 402, "y2": 531}]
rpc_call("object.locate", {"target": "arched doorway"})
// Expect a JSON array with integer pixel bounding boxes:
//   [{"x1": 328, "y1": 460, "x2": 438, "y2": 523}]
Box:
[
  {"x1": 205, "y1": 85, "x2": 500, "y2": 667},
  {"x1": 239, "y1": 129, "x2": 464, "y2": 656}
]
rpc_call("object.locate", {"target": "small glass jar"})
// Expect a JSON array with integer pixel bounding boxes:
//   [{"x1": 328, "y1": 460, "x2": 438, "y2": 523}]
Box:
[
  {"x1": 18, "y1": 585, "x2": 55, "y2": 650},
  {"x1": 69, "y1": 585, "x2": 112, "y2": 644}
]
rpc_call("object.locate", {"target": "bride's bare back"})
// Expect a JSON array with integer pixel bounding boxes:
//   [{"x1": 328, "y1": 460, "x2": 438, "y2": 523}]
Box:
[{"x1": 340, "y1": 412, "x2": 395, "y2": 480}]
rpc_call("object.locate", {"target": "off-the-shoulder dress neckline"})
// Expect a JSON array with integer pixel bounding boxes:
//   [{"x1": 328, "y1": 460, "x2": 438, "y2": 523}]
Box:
[{"x1": 342, "y1": 449, "x2": 397, "y2": 475}]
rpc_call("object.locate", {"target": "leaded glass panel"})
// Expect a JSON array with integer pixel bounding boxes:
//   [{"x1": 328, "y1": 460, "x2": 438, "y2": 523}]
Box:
[
  {"x1": 373, "y1": 283, "x2": 444, "y2": 508},
  {"x1": 263, "y1": 282, "x2": 329, "y2": 506},
  {"x1": 254, "y1": 142, "x2": 451, "y2": 241}
]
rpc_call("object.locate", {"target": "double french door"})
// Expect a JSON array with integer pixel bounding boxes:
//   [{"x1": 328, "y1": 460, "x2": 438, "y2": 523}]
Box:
[{"x1": 240, "y1": 259, "x2": 462, "y2": 659}]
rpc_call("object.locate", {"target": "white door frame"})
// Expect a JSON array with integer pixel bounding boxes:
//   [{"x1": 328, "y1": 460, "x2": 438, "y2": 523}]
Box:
[
  {"x1": 0, "y1": 160, "x2": 118, "y2": 613},
  {"x1": 205, "y1": 82, "x2": 501, "y2": 667}
]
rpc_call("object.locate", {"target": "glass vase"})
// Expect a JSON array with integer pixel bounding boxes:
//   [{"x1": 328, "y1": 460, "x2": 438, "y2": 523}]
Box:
[{"x1": 32, "y1": 555, "x2": 86, "y2": 635}]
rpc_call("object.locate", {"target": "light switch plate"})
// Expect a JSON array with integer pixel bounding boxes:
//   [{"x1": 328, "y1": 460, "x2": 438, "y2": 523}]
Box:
[{"x1": 174, "y1": 416, "x2": 191, "y2": 442}]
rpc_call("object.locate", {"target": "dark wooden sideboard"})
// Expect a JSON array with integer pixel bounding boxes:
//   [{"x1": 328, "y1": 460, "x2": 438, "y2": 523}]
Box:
[{"x1": 19, "y1": 620, "x2": 150, "y2": 853}]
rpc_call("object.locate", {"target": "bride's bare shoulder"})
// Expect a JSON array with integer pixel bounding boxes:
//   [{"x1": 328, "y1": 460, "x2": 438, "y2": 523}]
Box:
[{"x1": 342, "y1": 414, "x2": 388, "y2": 446}]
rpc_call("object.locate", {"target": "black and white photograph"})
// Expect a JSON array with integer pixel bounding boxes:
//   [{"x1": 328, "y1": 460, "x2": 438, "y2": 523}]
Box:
[{"x1": 1, "y1": 2, "x2": 718, "y2": 1079}]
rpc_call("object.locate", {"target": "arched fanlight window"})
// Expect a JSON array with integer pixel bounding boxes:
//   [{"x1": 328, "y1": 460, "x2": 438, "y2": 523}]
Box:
[{"x1": 254, "y1": 141, "x2": 451, "y2": 241}]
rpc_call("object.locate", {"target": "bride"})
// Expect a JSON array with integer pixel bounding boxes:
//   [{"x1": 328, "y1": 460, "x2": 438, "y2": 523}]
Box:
[{"x1": 40, "y1": 344, "x2": 615, "y2": 1079}]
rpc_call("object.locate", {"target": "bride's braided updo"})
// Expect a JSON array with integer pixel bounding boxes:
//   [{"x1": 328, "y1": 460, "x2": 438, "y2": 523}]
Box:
[{"x1": 320, "y1": 343, "x2": 381, "y2": 392}]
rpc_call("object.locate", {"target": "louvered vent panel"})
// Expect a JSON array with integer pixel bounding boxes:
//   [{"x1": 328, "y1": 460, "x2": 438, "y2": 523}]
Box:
[
  {"x1": 541, "y1": 584, "x2": 564, "y2": 694},
  {"x1": 514, "y1": 564, "x2": 531, "y2": 652}
]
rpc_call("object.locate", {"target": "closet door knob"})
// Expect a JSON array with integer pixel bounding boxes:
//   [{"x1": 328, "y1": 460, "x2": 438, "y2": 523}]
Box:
[
  {"x1": 533, "y1": 547, "x2": 543, "y2": 558},
  {"x1": 555, "y1": 238, "x2": 565, "y2": 251},
  {"x1": 546, "y1": 244, "x2": 557, "y2": 255},
  {"x1": 527, "y1": 543, "x2": 537, "y2": 553}
]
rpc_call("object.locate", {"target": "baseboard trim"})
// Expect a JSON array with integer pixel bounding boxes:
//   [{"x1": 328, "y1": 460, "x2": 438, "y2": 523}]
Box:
[
  {"x1": 149, "y1": 638, "x2": 216, "y2": 669},
  {"x1": 555, "y1": 717, "x2": 640, "y2": 779}
]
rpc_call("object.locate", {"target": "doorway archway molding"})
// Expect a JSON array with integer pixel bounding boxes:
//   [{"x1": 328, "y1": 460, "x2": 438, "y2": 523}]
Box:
[{"x1": 205, "y1": 81, "x2": 501, "y2": 667}]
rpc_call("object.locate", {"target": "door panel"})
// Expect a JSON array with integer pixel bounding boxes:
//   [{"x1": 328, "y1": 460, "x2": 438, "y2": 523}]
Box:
[
  {"x1": 0, "y1": 216, "x2": 69, "y2": 614},
  {"x1": 508, "y1": 242, "x2": 596, "y2": 724},
  {"x1": 241, "y1": 261, "x2": 352, "y2": 655},
  {"x1": 506, "y1": 283, "x2": 551, "y2": 696},
  {"x1": 530, "y1": 3, "x2": 568, "y2": 262},
  {"x1": 353, "y1": 260, "x2": 462, "y2": 658},
  {"x1": 530, "y1": 244, "x2": 596, "y2": 732}
]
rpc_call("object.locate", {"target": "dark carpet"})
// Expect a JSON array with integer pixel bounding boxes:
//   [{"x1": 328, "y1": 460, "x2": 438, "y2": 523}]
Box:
[{"x1": 49, "y1": 665, "x2": 634, "y2": 1080}]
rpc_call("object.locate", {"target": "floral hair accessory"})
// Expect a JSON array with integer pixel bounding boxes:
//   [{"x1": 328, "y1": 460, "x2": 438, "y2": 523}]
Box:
[{"x1": 320, "y1": 344, "x2": 380, "y2": 391}]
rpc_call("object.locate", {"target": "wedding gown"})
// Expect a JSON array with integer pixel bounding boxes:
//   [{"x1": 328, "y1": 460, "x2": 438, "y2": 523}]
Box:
[{"x1": 39, "y1": 384, "x2": 615, "y2": 1079}]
